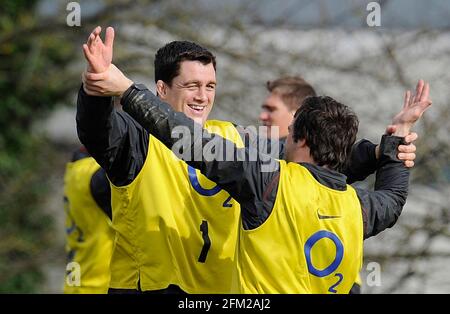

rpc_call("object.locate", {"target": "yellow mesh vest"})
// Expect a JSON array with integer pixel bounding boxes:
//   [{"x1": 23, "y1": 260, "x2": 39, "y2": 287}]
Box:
[
  {"x1": 236, "y1": 161, "x2": 363, "y2": 293},
  {"x1": 109, "y1": 120, "x2": 243, "y2": 293},
  {"x1": 63, "y1": 157, "x2": 115, "y2": 294}
]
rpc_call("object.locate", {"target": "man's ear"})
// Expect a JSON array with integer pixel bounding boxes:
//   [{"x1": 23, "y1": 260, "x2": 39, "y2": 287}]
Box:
[
  {"x1": 297, "y1": 138, "x2": 307, "y2": 148},
  {"x1": 156, "y1": 80, "x2": 167, "y2": 98}
]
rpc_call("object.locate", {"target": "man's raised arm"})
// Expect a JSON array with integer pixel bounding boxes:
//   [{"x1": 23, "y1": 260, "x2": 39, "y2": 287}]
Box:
[
  {"x1": 76, "y1": 27, "x2": 148, "y2": 186},
  {"x1": 359, "y1": 80, "x2": 432, "y2": 238}
]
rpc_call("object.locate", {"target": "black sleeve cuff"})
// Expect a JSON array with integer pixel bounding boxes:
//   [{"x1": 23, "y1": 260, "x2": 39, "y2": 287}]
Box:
[
  {"x1": 377, "y1": 134, "x2": 405, "y2": 166},
  {"x1": 76, "y1": 85, "x2": 114, "y2": 131},
  {"x1": 79, "y1": 84, "x2": 113, "y2": 108},
  {"x1": 121, "y1": 83, "x2": 148, "y2": 110}
]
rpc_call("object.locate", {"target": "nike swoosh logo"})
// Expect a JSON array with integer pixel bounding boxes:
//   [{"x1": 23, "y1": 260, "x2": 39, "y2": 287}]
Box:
[{"x1": 317, "y1": 209, "x2": 341, "y2": 220}]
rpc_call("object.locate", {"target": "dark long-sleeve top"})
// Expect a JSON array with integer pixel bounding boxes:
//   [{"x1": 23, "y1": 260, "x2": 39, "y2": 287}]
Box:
[
  {"x1": 76, "y1": 84, "x2": 408, "y2": 237},
  {"x1": 71, "y1": 148, "x2": 112, "y2": 220}
]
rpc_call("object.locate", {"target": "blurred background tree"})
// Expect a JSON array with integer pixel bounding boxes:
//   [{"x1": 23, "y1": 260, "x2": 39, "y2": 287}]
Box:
[
  {"x1": 0, "y1": 0, "x2": 448, "y2": 292},
  {"x1": 0, "y1": 0, "x2": 71, "y2": 292}
]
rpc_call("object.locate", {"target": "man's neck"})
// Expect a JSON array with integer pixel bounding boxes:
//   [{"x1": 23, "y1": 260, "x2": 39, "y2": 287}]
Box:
[{"x1": 291, "y1": 146, "x2": 315, "y2": 165}]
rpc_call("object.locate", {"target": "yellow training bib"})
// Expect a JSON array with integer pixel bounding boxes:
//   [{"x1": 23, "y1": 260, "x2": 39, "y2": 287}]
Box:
[
  {"x1": 109, "y1": 120, "x2": 243, "y2": 293},
  {"x1": 236, "y1": 161, "x2": 363, "y2": 293},
  {"x1": 63, "y1": 157, "x2": 115, "y2": 294}
]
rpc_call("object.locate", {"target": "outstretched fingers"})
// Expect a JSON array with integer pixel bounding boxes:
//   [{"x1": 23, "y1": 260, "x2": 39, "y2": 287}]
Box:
[
  {"x1": 87, "y1": 33, "x2": 94, "y2": 46},
  {"x1": 413, "y1": 79, "x2": 424, "y2": 104},
  {"x1": 89, "y1": 34, "x2": 104, "y2": 55},
  {"x1": 420, "y1": 82, "x2": 430, "y2": 102},
  {"x1": 86, "y1": 26, "x2": 101, "y2": 45},
  {"x1": 404, "y1": 90, "x2": 411, "y2": 109},
  {"x1": 93, "y1": 26, "x2": 101, "y2": 36},
  {"x1": 105, "y1": 27, "x2": 115, "y2": 49},
  {"x1": 82, "y1": 44, "x2": 94, "y2": 65}
]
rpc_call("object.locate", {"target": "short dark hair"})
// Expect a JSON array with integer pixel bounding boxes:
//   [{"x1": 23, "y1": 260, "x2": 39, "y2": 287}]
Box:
[
  {"x1": 292, "y1": 96, "x2": 359, "y2": 173},
  {"x1": 154, "y1": 41, "x2": 216, "y2": 85},
  {"x1": 266, "y1": 76, "x2": 316, "y2": 111}
]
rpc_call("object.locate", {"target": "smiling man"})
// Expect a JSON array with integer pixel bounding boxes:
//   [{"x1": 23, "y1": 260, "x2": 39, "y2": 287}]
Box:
[
  {"x1": 153, "y1": 42, "x2": 216, "y2": 125},
  {"x1": 78, "y1": 29, "x2": 246, "y2": 293}
]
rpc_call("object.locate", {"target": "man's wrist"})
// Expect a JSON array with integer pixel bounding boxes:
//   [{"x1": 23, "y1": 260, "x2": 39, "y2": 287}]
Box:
[
  {"x1": 119, "y1": 78, "x2": 134, "y2": 97},
  {"x1": 117, "y1": 78, "x2": 134, "y2": 97},
  {"x1": 392, "y1": 124, "x2": 411, "y2": 137}
]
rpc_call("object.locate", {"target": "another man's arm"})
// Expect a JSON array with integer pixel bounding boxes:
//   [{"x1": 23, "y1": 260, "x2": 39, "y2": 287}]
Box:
[
  {"x1": 77, "y1": 27, "x2": 148, "y2": 186},
  {"x1": 121, "y1": 84, "x2": 279, "y2": 230},
  {"x1": 82, "y1": 56, "x2": 417, "y2": 185},
  {"x1": 356, "y1": 135, "x2": 409, "y2": 238},
  {"x1": 358, "y1": 80, "x2": 431, "y2": 238},
  {"x1": 344, "y1": 132, "x2": 417, "y2": 184}
]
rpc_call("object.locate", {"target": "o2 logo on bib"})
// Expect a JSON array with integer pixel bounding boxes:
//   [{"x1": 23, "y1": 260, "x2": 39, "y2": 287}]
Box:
[
  {"x1": 187, "y1": 165, "x2": 233, "y2": 207},
  {"x1": 188, "y1": 165, "x2": 221, "y2": 196},
  {"x1": 304, "y1": 230, "x2": 345, "y2": 293}
]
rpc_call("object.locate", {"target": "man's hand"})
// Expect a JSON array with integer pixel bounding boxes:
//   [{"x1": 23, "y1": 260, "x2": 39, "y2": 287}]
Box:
[
  {"x1": 82, "y1": 26, "x2": 114, "y2": 73},
  {"x1": 384, "y1": 125, "x2": 418, "y2": 168},
  {"x1": 81, "y1": 26, "x2": 132, "y2": 97},
  {"x1": 82, "y1": 64, "x2": 133, "y2": 97},
  {"x1": 392, "y1": 79, "x2": 432, "y2": 137}
]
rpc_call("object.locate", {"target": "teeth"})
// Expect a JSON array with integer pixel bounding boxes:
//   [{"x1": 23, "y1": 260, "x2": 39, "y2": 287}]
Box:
[{"x1": 189, "y1": 105, "x2": 204, "y2": 110}]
